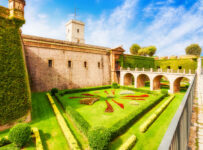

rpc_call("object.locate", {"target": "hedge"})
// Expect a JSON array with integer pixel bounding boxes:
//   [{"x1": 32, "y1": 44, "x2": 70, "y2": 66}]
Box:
[
  {"x1": 0, "y1": 11, "x2": 31, "y2": 125},
  {"x1": 0, "y1": 136, "x2": 10, "y2": 147},
  {"x1": 109, "y1": 93, "x2": 166, "y2": 139},
  {"x1": 55, "y1": 93, "x2": 90, "y2": 135},
  {"x1": 46, "y1": 93, "x2": 81, "y2": 150},
  {"x1": 32, "y1": 128, "x2": 43, "y2": 150},
  {"x1": 118, "y1": 54, "x2": 155, "y2": 69},
  {"x1": 60, "y1": 85, "x2": 111, "y2": 96},
  {"x1": 118, "y1": 135, "x2": 136, "y2": 150},
  {"x1": 140, "y1": 95, "x2": 175, "y2": 133},
  {"x1": 120, "y1": 86, "x2": 159, "y2": 95}
]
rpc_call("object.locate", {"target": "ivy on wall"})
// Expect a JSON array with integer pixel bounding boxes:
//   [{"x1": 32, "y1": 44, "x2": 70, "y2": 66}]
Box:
[
  {"x1": 154, "y1": 58, "x2": 197, "y2": 71},
  {"x1": 0, "y1": 11, "x2": 31, "y2": 125},
  {"x1": 118, "y1": 55, "x2": 155, "y2": 69}
]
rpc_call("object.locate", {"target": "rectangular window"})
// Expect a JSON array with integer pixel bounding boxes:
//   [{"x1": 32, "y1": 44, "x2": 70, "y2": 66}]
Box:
[
  {"x1": 157, "y1": 66, "x2": 160, "y2": 69},
  {"x1": 178, "y1": 66, "x2": 182, "y2": 69},
  {"x1": 167, "y1": 66, "x2": 171, "y2": 69},
  {"x1": 77, "y1": 29, "x2": 80, "y2": 33},
  {"x1": 98, "y1": 62, "x2": 100, "y2": 68},
  {"x1": 48, "y1": 59, "x2": 52, "y2": 68},
  {"x1": 84, "y1": 61, "x2": 87, "y2": 68},
  {"x1": 68, "y1": 60, "x2": 72, "y2": 68}
]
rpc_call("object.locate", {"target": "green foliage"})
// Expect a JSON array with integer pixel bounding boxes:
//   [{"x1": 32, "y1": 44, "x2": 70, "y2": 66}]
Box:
[
  {"x1": 130, "y1": 44, "x2": 141, "y2": 55},
  {"x1": 119, "y1": 55, "x2": 154, "y2": 69},
  {"x1": 0, "y1": 137, "x2": 11, "y2": 147},
  {"x1": 51, "y1": 88, "x2": 58, "y2": 96},
  {"x1": 185, "y1": 44, "x2": 202, "y2": 56},
  {"x1": 88, "y1": 127, "x2": 111, "y2": 150},
  {"x1": 147, "y1": 46, "x2": 157, "y2": 56},
  {"x1": 109, "y1": 93, "x2": 166, "y2": 139},
  {"x1": 0, "y1": 16, "x2": 30, "y2": 125},
  {"x1": 119, "y1": 135, "x2": 136, "y2": 150},
  {"x1": 111, "y1": 82, "x2": 119, "y2": 89},
  {"x1": 60, "y1": 85, "x2": 111, "y2": 96},
  {"x1": 161, "y1": 89, "x2": 168, "y2": 96},
  {"x1": 8, "y1": 123, "x2": 31, "y2": 147},
  {"x1": 138, "y1": 48, "x2": 148, "y2": 56},
  {"x1": 154, "y1": 58, "x2": 197, "y2": 71},
  {"x1": 55, "y1": 93, "x2": 90, "y2": 135}
]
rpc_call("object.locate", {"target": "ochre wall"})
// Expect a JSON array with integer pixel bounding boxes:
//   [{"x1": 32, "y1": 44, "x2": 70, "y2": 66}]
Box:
[{"x1": 24, "y1": 45, "x2": 111, "y2": 92}]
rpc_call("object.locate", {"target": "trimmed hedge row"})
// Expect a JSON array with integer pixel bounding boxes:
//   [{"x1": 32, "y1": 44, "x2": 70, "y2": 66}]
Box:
[
  {"x1": 120, "y1": 86, "x2": 159, "y2": 95},
  {"x1": 109, "y1": 93, "x2": 166, "y2": 139},
  {"x1": 59, "y1": 85, "x2": 111, "y2": 96},
  {"x1": 55, "y1": 93, "x2": 90, "y2": 135},
  {"x1": 0, "y1": 15, "x2": 31, "y2": 125},
  {"x1": 32, "y1": 128, "x2": 43, "y2": 150},
  {"x1": 46, "y1": 93, "x2": 81, "y2": 150},
  {"x1": 119, "y1": 135, "x2": 136, "y2": 150},
  {"x1": 140, "y1": 95, "x2": 175, "y2": 133}
]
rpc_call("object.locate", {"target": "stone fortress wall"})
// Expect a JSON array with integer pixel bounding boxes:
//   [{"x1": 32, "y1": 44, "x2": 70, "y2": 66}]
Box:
[{"x1": 22, "y1": 35, "x2": 112, "y2": 92}]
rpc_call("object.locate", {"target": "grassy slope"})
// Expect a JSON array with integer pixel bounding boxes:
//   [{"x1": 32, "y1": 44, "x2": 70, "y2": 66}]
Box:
[
  {"x1": 0, "y1": 93, "x2": 69, "y2": 150},
  {"x1": 110, "y1": 93, "x2": 185, "y2": 150},
  {"x1": 60, "y1": 89, "x2": 158, "y2": 128}
]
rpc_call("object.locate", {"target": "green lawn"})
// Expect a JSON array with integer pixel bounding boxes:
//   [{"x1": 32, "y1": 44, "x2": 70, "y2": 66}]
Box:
[
  {"x1": 59, "y1": 89, "x2": 159, "y2": 128},
  {"x1": 0, "y1": 92, "x2": 69, "y2": 150},
  {"x1": 110, "y1": 93, "x2": 185, "y2": 150}
]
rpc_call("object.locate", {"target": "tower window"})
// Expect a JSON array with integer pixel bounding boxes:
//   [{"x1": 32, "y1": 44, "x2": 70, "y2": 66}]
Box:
[
  {"x1": 98, "y1": 62, "x2": 101, "y2": 68},
  {"x1": 77, "y1": 29, "x2": 80, "y2": 33},
  {"x1": 48, "y1": 60, "x2": 53, "y2": 68},
  {"x1": 178, "y1": 66, "x2": 182, "y2": 69},
  {"x1": 84, "y1": 61, "x2": 87, "y2": 68},
  {"x1": 68, "y1": 61, "x2": 72, "y2": 68}
]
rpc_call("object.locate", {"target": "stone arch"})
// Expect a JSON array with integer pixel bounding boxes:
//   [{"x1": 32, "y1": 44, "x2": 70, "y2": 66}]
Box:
[
  {"x1": 173, "y1": 77, "x2": 190, "y2": 93},
  {"x1": 153, "y1": 75, "x2": 169, "y2": 90},
  {"x1": 124, "y1": 73, "x2": 134, "y2": 86},
  {"x1": 137, "y1": 74, "x2": 150, "y2": 88}
]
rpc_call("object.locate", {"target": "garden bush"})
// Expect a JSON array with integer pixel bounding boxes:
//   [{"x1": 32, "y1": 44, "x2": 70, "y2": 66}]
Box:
[
  {"x1": 0, "y1": 137, "x2": 11, "y2": 147},
  {"x1": 109, "y1": 93, "x2": 166, "y2": 139},
  {"x1": 8, "y1": 123, "x2": 31, "y2": 147},
  {"x1": 0, "y1": 13, "x2": 31, "y2": 125},
  {"x1": 119, "y1": 135, "x2": 136, "y2": 150},
  {"x1": 161, "y1": 89, "x2": 168, "y2": 96},
  {"x1": 51, "y1": 88, "x2": 59, "y2": 96},
  {"x1": 88, "y1": 127, "x2": 111, "y2": 150},
  {"x1": 111, "y1": 82, "x2": 119, "y2": 89}
]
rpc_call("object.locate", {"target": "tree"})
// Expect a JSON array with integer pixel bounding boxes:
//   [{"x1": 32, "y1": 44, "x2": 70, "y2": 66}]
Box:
[
  {"x1": 130, "y1": 44, "x2": 141, "y2": 55},
  {"x1": 147, "y1": 46, "x2": 157, "y2": 56},
  {"x1": 185, "y1": 44, "x2": 202, "y2": 56},
  {"x1": 138, "y1": 48, "x2": 148, "y2": 56}
]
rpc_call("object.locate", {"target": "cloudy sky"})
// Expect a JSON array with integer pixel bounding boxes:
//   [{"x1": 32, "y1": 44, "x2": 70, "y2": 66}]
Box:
[{"x1": 1, "y1": 0, "x2": 203, "y2": 56}]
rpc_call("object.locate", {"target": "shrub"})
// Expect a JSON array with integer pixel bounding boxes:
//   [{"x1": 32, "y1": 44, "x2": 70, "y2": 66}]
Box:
[
  {"x1": 112, "y1": 82, "x2": 119, "y2": 89},
  {"x1": 51, "y1": 88, "x2": 59, "y2": 96},
  {"x1": 185, "y1": 44, "x2": 202, "y2": 56},
  {"x1": 119, "y1": 135, "x2": 136, "y2": 150},
  {"x1": 161, "y1": 89, "x2": 168, "y2": 96},
  {"x1": 130, "y1": 44, "x2": 141, "y2": 55},
  {"x1": 88, "y1": 127, "x2": 111, "y2": 150},
  {"x1": 0, "y1": 137, "x2": 11, "y2": 147},
  {"x1": 138, "y1": 48, "x2": 148, "y2": 56},
  {"x1": 146, "y1": 46, "x2": 157, "y2": 56},
  {"x1": 8, "y1": 123, "x2": 31, "y2": 147}
]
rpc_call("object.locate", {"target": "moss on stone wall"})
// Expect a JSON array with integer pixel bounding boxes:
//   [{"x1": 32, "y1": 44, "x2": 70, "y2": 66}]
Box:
[
  {"x1": 119, "y1": 55, "x2": 155, "y2": 69},
  {"x1": 0, "y1": 15, "x2": 31, "y2": 125}
]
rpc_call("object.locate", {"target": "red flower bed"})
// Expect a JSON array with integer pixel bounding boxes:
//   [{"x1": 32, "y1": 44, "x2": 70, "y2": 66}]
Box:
[
  {"x1": 82, "y1": 93, "x2": 95, "y2": 96},
  {"x1": 105, "y1": 100, "x2": 114, "y2": 112},
  {"x1": 104, "y1": 90, "x2": 109, "y2": 95},
  {"x1": 112, "y1": 99, "x2": 124, "y2": 109},
  {"x1": 161, "y1": 83, "x2": 168, "y2": 86},
  {"x1": 111, "y1": 90, "x2": 115, "y2": 95},
  {"x1": 122, "y1": 94, "x2": 149, "y2": 98}
]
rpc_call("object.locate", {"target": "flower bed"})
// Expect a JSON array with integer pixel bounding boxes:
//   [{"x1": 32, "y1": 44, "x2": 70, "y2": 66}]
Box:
[
  {"x1": 112, "y1": 99, "x2": 124, "y2": 109},
  {"x1": 105, "y1": 101, "x2": 114, "y2": 112},
  {"x1": 80, "y1": 98, "x2": 99, "y2": 105}
]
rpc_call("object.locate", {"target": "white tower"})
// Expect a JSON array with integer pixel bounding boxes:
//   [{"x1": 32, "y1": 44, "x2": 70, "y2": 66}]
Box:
[{"x1": 66, "y1": 20, "x2": 85, "y2": 44}]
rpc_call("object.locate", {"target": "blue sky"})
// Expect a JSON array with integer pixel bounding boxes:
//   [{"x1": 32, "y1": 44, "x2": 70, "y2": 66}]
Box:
[{"x1": 1, "y1": 0, "x2": 203, "y2": 56}]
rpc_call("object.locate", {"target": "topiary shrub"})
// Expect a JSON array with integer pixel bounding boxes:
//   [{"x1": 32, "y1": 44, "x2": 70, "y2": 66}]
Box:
[
  {"x1": 51, "y1": 88, "x2": 59, "y2": 96},
  {"x1": 88, "y1": 127, "x2": 111, "y2": 150},
  {"x1": 185, "y1": 44, "x2": 202, "y2": 56},
  {"x1": 112, "y1": 82, "x2": 119, "y2": 89},
  {"x1": 8, "y1": 123, "x2": 31, "y2": 147},
  {"x1": 0, "y1": 137, "x2": 11, "y2": 147},
  {"x1": 130, "y1": 44, "x2": 141, "y2": 55}
]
